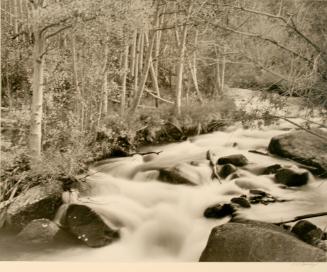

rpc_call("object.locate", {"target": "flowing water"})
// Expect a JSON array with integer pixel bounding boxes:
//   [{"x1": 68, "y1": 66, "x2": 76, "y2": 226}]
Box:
[{"x1": 1, "y1": 124, "x2": 327, "y2": 262}]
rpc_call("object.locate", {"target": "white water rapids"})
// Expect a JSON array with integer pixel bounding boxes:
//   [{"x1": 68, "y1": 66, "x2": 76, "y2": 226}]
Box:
[{"x1": 1, "y1": 123, "x2": 326, "y2": 262}]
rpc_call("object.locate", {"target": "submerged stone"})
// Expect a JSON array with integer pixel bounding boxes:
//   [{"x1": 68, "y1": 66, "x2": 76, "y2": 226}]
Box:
[{"x1": 217, "y1": 154, "x2": 249, "y2": 166}]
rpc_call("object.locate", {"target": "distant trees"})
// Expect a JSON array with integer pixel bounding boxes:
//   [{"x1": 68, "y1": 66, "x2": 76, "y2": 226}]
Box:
[{"x1": 1, "y1": 0, "x2": 326, "y2": 164}]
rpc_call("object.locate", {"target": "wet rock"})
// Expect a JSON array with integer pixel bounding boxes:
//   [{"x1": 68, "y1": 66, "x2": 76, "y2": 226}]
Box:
[
  {"x1": 158, "y1": 163, "x2": 210, "y2": 185},
  {"x1": 249, "y1": 189, "x2": 267, "y2": 196},
  {"x1": 230, "y1": 218, "x2": 295, "y2": 234},
  {"x1": 217, "y1": 154, "x2": 249, "y2": 166},
  {"x1": 275, "y1": 166, "x2": 309, "y2": 187},
  {"x1": 219, "y1": 164, "x2": 237, "y2": 178},
  {"x1": 6, "y1": 183, "x2": 63, "y2": 230},
  {"x1": 248, "y1": 190, "x2": 278, "y2": 205},
  {"x1": 262, "y1": 164, "x2": 282, "y2": 175},
  {"x1": 204, "y1": 203, "x2": 236, "y2": 219},
  {"x1": 230, "y1": 197, "x2": 251, "y2": 208},
  {"x1": 17, "y1": 218, "x2": 59, "y2": 244},
  {"x1": 138, "y1": 170, "x2": 160, "y2": 180},
  {"x1": 291, "y1": 220, "x2": 325, "y2": 250},
  {"x1": 66, "y1": 204, "x2": 120, "y2": 248},
  {"x1": 199, "y1": 222, "x2": 327, "y2": 262},
  {"x1": 268, "y1": 129, "x2": 327, "y2": 177}
]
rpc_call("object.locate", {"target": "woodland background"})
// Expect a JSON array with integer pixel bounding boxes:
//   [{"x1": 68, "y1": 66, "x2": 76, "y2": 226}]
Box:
[{"x1": 1, "y1": 0, "x2": 327, "y2": 202}]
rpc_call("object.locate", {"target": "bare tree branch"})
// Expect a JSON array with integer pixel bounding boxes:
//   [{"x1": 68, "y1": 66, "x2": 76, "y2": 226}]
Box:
[{"x1": 224, "y1": 4, "x2": 327, "y2": 61}]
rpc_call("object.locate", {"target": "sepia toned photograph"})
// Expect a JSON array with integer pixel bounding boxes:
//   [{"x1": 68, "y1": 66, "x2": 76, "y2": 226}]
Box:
[{"x1": 0, "y1": 0, "x2": 326, "y2": 263}]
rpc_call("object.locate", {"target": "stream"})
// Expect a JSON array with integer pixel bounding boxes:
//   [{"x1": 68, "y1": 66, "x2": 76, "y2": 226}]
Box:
[{"x1": 1, "y1": 123, "x2": 327, "y2": 262}]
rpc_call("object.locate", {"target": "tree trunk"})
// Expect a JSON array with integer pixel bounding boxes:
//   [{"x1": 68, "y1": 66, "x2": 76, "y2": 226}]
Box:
[
  {"x1": 5, "y1": 69, "x2": 12, "y2": 111},
  {"x1": 71, "y1": 34, "x2": 83, "y2": 124},
  {"x1": 191, "y1": 29, "x2": 203, "y2": 103},
  {"x1": 139, "y1": 30, "x2": 144, "y2": 74},
  {"x1": 174, "y1": 1, "x2": 192, "y2": 116},
  {"x1": 102, "y1": 43, "x2": 109, "y2": 117},
  {"x1": 175, "y1": 24, "x2": 189, "y2": 116},
  {"x1": 130, "y1": 29, "x2": 137, "y2": 77},
  {"x1": 129, "y1": 32, "x2": 156, "y2": 113},
  {"x1": 121, "y1": 44, "x2": 129, "y2": 116},
  {"x1": 154, "y1": 2, "x2": 165, "y2": 75},
  {"x1": 29, "y1": 31, "x2": 45, "y2": 163},
  {"x1": 221, "y1": 45, "x2": 226, "y2": 95},
  {"x1": 215, "y1": 60, "x2": 221, "y2": 96},
  {"x1": 133, "y1": 30, "x2": 140, "y2": 98},
  {"x1": 214, "y1": 46, "x2": 221, "y2": 96},
  {"x1": 145, "y1": 32, "x2": 161, "y2": 107}
]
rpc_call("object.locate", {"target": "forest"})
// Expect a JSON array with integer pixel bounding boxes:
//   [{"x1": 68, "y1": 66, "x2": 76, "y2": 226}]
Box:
[{"x1": 0, "y1": 0, "x2": 327, "y2": 262}]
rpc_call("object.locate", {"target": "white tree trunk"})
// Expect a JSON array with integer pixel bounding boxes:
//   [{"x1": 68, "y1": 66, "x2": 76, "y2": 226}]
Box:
[
  {"x1": 130, "y1": 29, "x2": 137, "y2": 77},
  {"x1": 121, "y1": 44, "x2": 129, "y2": 116},
  {"x1": 174, "y1": 1, "x2": 192, "y2": 116},
  {"x1": 175, "y1": 24, "x2": 188, "y2": 116},
  {"x1": 29, "y1": 32, "x2": 45, "y2": 163},
  {"x1": 102, "y1": 43, "x2": 109, "y2": 117},
  {"x1": 130, "y1": 32, "x2": 156, "y2": 113}
]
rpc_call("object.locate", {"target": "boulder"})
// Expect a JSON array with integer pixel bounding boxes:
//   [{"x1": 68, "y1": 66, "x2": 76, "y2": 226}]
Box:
[
  {"x1": 219, "y1": 164, "x2": 237, "y2": 178},
  {"x1": 6, "y1": 183, "x2": 63, "y2": 230},
  {"x1": 230, "y1": 197, "x2": 251, "y2": 208},
  {"x1": 217, "y1": 154, "x2": 248, "y2": 166},
  {"x1": 268, "y1": 129, "x2": 327, "y2": 176},
  {"x1": 17, "y1": 218, "x2": 60, "y2": 244},
  {"x1": 275, "y1": 166, "x2": 309, "y2": 187},
  {"x1": 204, "y1": 204, "x2": 236, "y2": 219},
  {"x1": 199, "y1": 222, "x2": 327, "y2": 262},
  {"x1": 291, "y1": 220, "x2": 326, "y2": 251},
  {"x1": 66, "y1": 204, "x2": 120, "y2": 248}
]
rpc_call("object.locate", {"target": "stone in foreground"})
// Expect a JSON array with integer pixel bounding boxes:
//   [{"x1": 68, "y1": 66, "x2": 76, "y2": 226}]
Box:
[
  {"x1": 199, "y1": 222, "x2": 327, "y2": 262},
  {"x1": 6, "y1": 183, "x2": 63, "y2": 230},
  {"x1": 66, "y1": 204, "x2": 120, "y2": 248},
  {"x1": 268, "y1": 129, "x2": 327, "y2": 176},
  {"x1": 292, "y1": 220, "x2": 327, "y2": 251},
  {"x1": 17, "y1": 218, "x2": 59, "y2": 244}
]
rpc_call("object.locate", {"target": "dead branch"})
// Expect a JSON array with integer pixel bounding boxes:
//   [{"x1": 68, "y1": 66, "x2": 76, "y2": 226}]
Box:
[
  {"x1": 224, "y1": 4, "x2": 327, "y2": 62},
  {"x1": 248, "y1": 150, "x2": 269, "y2": 156},
  {"x1": 270, "y1": 115, "x2": 327, "y2": 142},
  {"x1": 274, "y1": 211, "x2": 327, "y2": 225},
  {"x1": 206, "y1": 150, "x2": 222, "y2": 183},
  {"x1": 214, "y1": 24, "x2": 314, "y2": 67},
  {"x1": 130, "y1": 151, "x2": 163, "y2": 156},
  {"x1": 144, "y1": 89, "x2": 174, "y2": 104}
]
